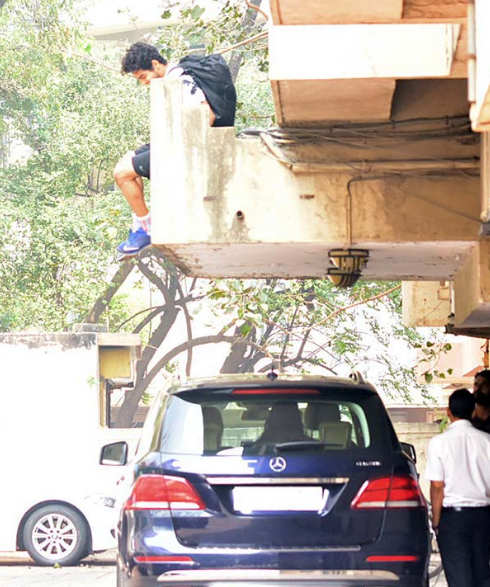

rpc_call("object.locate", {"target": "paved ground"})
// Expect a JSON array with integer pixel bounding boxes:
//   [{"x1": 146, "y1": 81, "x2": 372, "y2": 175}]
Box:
[
  {"x1": 0, "y1": 551, "x2": 116, "y2": 586},
  {"x1": 429, "y1": 554, "x2": 447, "y2": 587},
  {"x1": 0, "y1": 550, "x2": 447, "y2": 586}
]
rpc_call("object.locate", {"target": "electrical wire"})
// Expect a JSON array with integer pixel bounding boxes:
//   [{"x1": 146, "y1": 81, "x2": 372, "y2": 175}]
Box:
[{"x1": 238, "y1": 115, "x2": 476, "y2": 151}]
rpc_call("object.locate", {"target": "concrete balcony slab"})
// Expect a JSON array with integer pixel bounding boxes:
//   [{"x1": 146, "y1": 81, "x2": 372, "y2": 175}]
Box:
[
  {"x1": 150, "y1": 79, "x2": 480, "y2": 281},
  {"x1": 270, "y1": 0, "x2": 466, "y2": 25}
]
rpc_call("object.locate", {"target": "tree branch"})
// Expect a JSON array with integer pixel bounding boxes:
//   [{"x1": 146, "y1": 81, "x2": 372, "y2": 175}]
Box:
[
  {"x1": 72, "y1": 52, "x2": 121, "y2": 74},
  {"x1": 220, "y1": 324, "x2": 254, "y2": 374},
  {"x1": 137, "y1": 257, "x2": 179, "y2": 307},
  {"x1": 133, "y1": 306, "x2": 166, "y2": 334},
  {"x1": 245, "y1": 0, "x2": 269, "y2": 22},
  {"x1": 177, "y1": 280, "x2": 193, "y2": 377},
  {"x1": 219, "y1": 31, "x2": 268, "y2": 56},
  {"x1": 315, "y1": 284, "x2": 402, "y2": 329},
  {"x1": 280, "y1": 306, "x2": 299, "y2": 363},
  {"x1": 265, "y1": 284, "x2": 402, "y2": 336},
  {"x1": 84, "y1": 260, "x2": 134, "y2": 323},
  {"x1": 116, "y1": 333, "x2": 238, "y2": 426},
  {"x1": 116, "y1": 305, "x2": 164, "y2": 332},
  {"x1": 223, "y1": 0, "x2": 264, "y2": 83}
]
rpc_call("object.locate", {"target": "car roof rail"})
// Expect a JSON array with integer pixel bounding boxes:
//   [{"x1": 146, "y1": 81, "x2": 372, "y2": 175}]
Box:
[{"x1": 349, "y1": 370, "x2": 366, "y2": 384}]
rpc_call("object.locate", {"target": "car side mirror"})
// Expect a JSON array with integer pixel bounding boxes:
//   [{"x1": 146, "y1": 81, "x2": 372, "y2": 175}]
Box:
[
  {"x1": 401, "y1": 441, "x2": 417, "y2": 464},
  {"x1": 100, "y1": 441, "x2": 128, "y2": 466}
]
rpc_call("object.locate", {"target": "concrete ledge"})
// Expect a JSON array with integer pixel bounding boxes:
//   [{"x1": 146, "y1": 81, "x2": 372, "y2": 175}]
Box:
[{"x1": 150, "y1": 78, "x2": 481, "y2": 280}]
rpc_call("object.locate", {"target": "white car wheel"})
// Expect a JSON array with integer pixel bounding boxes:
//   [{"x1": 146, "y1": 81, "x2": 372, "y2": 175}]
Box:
[{"x1": 23, "y1": 505, "x2": 88, "y2": 566}]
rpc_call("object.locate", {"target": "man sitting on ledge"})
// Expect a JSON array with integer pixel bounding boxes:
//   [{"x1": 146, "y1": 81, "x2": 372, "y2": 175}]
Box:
[{"x1": 114, "y1": 42, "x2": 236, "y2": 258}]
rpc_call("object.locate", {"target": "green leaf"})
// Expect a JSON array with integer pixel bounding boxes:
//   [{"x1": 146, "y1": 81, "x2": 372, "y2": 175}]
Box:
[
  {"x1": 424, "y1": 372, "x2": 434, "y2": 383},
  {"x1": 190, "y1": 6, "x2": 206, "y2": 20},
  {"x1": 240, "y1": 323, "x2": 252, "y2": 337}
]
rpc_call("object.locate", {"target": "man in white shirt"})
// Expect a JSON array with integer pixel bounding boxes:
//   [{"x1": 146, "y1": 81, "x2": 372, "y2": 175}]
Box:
[
  {"x1": 425, "y1": 388, "x2": 490, "y2": 587},
  {"x1": 113, "y1": 42, "x2": 219, "y2": 258}
]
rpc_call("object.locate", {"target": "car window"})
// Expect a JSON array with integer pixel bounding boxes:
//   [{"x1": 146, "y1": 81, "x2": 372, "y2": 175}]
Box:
[{"x1": 158, "y1": 389, "x2": 389, "y2": 456}]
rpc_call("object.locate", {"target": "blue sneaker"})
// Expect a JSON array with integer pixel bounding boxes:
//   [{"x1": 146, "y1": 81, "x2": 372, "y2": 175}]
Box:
[{"x1": 116, "y1": 228, "x2": 151, "y2": 256}]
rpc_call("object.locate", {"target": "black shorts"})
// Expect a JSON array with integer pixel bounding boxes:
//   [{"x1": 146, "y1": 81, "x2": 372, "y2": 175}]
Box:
[{"x1": 132, "y1": 143, "x2": 150, "y2": 179}]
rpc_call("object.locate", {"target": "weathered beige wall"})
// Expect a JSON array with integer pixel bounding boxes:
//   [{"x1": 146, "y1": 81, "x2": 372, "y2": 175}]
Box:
[
  {"x1": 402, "y1": 281, "x2": 450, "y2": 327},
  {"x1": 472, "y1": 0, "x2": 490, "y2": 128},
  {"x1": 150, "y1": 79, "x2": 480, "y2": 280},
  {"x1": 270, "y1": 0, "x2": 467, "y2": 25}
]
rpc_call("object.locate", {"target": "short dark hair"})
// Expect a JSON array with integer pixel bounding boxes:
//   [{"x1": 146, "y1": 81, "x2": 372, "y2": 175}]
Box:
[
  {"x1": 475, "y1": 369, "x2": 490, "y2": 382},
  {"x1": 121, "y1": 42, "x2": 167, "y2": 74},
  {"x1": 476, "y1": 382, "x2": 490, "y2": 405},
  {"x1": 449, "y1": 388, "x2": 475, "y2": 420}
]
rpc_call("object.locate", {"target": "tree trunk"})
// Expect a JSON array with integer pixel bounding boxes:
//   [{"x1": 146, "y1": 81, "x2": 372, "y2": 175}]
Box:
[
  {"x1": 220, "y1": 325, "x2": 251, "y2": 373},
  {"x1": 114, "y1": 304, "x2": 180, "y2": 427},
  {"x1": 229, "y1": 0, "x2": 263, "y2": 83},
  {"x1": 84, "y1": 260, "x2": 134, "y2": 323},
  {"x1": 115, "y1": 333, "x2": 235, "y2": 427}
]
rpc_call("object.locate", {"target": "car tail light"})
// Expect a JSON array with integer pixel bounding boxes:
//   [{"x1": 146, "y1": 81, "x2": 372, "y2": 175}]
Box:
[
  {"x1": 124, "y1": 474, "x2": 205, "y2": 511},
  {"x1": 366, "y1": 555, "x2": 419, "y2": 562},
  {"x1": 134, "y1": 555, "x2": 194, "y2": 563},
  {"x1": 232, "y1": 388, "x2": 320, "y2": 395},
  {"x1": 351, "y1": 475, "x2": 424, "y2": 509}
]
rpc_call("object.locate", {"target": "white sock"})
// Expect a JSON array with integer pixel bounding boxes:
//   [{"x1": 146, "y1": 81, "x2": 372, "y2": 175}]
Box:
[
  {"x1": 131, "y1": 214, "x2": 139, "y2": 231},
  {"x1": 136, "y1": 213, "x2": 151, "y2": 234}
]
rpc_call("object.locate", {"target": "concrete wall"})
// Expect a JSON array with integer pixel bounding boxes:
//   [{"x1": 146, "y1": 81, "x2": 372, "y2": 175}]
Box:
[
  {"x1": 473, "y1": 0, "x2": 490, "y2": 127},
  {"x1": 150, "y1": 79, "x2": 480, "y2": 281}
]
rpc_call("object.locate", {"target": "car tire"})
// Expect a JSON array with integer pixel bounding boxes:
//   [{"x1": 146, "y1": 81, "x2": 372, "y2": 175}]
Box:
[{"x1": 23, "y1": 504, "x2": 89, "y2": 566}]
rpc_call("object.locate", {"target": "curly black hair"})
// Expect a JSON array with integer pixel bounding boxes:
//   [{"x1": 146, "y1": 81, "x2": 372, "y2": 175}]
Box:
[{"x1": 121, "y1": 42, "x2": 167, "y2": 74}]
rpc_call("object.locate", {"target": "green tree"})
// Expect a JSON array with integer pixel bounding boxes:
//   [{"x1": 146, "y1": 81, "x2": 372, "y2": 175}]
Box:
[
  {"x1": 0, "y1": 0, "x2": 447, "y2": 428},
  {"x1": 0, "y1": 0, "x2": 150, "y2": 329}
]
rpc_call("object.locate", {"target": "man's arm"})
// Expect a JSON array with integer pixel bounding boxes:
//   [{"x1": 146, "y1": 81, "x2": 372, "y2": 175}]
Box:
[
  {"x1": 430, "y1": 480, "x2": 444, "y2": 531},
  {"x1": 205, "y1": 103, "x2": 216, "y2": 126}
]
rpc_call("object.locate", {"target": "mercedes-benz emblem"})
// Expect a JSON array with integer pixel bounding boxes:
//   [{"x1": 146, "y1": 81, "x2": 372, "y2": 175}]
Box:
[{"x1": 269, "y1": 456, "x2": 287, "y2": 472}]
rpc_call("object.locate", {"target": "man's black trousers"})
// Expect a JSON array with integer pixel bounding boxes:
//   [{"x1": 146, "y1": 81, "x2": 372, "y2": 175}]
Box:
[{"x1": 438, "y1": 506, "x2": 490, "y2": 587}]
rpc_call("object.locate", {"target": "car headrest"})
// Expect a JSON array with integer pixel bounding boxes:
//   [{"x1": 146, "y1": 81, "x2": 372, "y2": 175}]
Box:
[
  {"x1": 202, "y1": 406, "x2": 224, "y2": 432},
  {"x1": 259, "y1": 402, "x2": 306, "y2": 443},
  {"x1": 305, "y1": 403, "x2": 341, "y2": 429},
  {"x1": 202, "y1": 407, "x2": 224, "y2": 453}
]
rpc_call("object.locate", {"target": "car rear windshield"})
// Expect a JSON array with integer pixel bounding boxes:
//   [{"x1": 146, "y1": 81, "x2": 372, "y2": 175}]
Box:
[{"x1": 158, "y1": 387, "x2": 393, "y2": 456}]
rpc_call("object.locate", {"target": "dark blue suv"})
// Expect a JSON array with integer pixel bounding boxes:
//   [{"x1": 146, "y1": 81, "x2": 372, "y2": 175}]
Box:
[{"x1": 106, "y1": 374, "x2": 430, "y2": 587}]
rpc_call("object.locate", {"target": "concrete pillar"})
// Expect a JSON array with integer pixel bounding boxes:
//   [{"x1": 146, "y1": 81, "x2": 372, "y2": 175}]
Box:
[
  {"x1": 453, "y1": 240, "x2": 490, "y2": 327},
  {"x1": 402, "y1": 282, "x2": 450, "y2": 327},
  {"x1": 481, "y1": 133, "x2": 490, "y2": 224}
]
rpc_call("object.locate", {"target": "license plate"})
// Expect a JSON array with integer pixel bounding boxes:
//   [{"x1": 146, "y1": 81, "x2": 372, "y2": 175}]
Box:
[{"x1": 233, "y1": 486, "x2": 326, "y2": 513}]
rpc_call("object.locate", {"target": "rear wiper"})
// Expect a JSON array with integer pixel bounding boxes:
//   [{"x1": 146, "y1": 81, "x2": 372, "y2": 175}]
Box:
[{"x1": 274, "y1": 441, "x2": 343, "y2": 451}]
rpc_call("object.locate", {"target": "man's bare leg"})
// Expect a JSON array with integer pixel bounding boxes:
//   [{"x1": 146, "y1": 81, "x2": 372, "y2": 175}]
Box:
[
  {"x1": 113, "y1": 151, "x2": 152, "y2": 257},
  {"x1": 113, "y1": 152, "x2": 149, "y2": 217}
]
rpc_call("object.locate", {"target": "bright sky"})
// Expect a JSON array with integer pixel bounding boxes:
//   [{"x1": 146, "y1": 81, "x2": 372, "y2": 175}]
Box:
[
  {"x1": 84, "y1": 0, "x2": 256, "y2": 29},
  {"x1": 85, "y1": 0, "x2": 166, "y2": 27}
]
